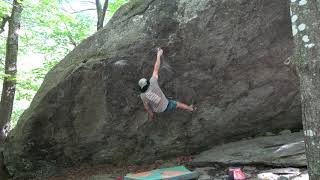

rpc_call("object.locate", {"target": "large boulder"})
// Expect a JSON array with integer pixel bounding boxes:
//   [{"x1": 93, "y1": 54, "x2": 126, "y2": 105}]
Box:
[{"x1": 4, "y1": 0, "x2": 300, "y2": 178}]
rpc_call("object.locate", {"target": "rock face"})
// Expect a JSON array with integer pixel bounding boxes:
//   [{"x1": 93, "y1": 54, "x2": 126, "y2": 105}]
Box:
[
  {"x1": 4, "y1": 0, "x2": 300, "y2": 178},
  {"x1": 192, "y1": 132, "x2": 306, "y2": 167}
]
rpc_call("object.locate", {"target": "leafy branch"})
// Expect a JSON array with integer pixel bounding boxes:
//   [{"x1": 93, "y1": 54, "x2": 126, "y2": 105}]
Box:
[{"x1": 63, "y1": 22, "x2": 77, "y2": 47}]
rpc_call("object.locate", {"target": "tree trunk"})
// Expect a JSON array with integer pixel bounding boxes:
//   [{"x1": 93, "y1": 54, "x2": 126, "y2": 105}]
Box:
[
  {"x1": 96, "y1": 0, "x2": 109, "y2": 30},
  {"x1": 289, "y1": 0, "x2": 320, "y2": 179},
  {"x1": 0, "y1": 0, "x2": 23, "y2": 140}
]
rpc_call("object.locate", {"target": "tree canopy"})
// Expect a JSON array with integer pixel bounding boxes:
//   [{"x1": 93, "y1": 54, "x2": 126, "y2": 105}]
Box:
[{"x1": 0, "y1": 0, "x2": 128, "y2": 128}]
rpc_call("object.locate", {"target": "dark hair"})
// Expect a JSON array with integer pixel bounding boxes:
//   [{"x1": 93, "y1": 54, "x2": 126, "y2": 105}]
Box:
[{"x1": 140, "y1": 80, "x2": 150, "y2": 93}]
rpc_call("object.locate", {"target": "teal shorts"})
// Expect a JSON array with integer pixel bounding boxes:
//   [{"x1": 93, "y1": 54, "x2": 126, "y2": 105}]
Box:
[{"x1": 165, "y1": 99, "x2": 177, "y2": 112}]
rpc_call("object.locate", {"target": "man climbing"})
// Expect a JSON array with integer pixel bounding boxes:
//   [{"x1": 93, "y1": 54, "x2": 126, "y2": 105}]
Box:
[{"x1": 138, "y1": 48, "x2": 194, "y2": 119}]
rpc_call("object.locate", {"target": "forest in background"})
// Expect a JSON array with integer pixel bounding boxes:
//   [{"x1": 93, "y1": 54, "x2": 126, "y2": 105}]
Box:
[{"x1": 0, "y1": 0, "x2": 128, "y2": 129}]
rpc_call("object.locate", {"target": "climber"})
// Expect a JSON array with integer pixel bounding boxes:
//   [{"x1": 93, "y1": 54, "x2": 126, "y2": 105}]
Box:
[{"x1": 138, "y1": 48, "x2": 194, "y2": 119}]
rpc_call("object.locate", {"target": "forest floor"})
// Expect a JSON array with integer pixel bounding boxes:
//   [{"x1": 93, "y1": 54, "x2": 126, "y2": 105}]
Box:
[
  {"x1": 47, "y1": 156, "x2": 192, "y2": 180},
  {"x1": 46, "y1": 156, "x2": 308, "y2": 180}
]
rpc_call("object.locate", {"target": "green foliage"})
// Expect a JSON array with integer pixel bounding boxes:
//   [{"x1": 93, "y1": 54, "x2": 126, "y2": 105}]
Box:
[
  {"x1": 0, "y1": 0, "x2": 129, "y2": 129},
  {"x1": 0, "y1": 1, "x2": 10, "y2": 80},
  {"x1": 108, "y1": 0, "x2": 129, "y2": 17},
  {"x1": 20, "y1": 0, "x2": 95, "y2": 56},
  {"x1": 11, "y1": 108, "x2": 24, "y2": 128},
  {"x1": 7, "y1": 0, "x2": 98, "y2": 129},
  {"x1": 0, "y1": 1, "x2": 11, "y2": 18}
]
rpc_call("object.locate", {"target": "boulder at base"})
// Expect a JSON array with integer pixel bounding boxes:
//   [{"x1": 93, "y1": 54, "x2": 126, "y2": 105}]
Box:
[
  {"x1": 4, "y1": 0, "x2": 299, "y2": 178},
  {"x1": 192, "y1": 132, "x2": 306, "y2": 167}
]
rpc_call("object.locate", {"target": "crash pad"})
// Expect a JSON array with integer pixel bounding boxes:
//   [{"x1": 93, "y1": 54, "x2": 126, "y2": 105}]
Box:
[{"x1": 124, "y1": 166, "x2": 199, "y2": 180}]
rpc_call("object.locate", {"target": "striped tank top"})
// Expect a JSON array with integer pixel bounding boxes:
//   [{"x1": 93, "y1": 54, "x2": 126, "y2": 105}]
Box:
[{"x1": 140, "y1": 76, "x2": 169, "y2": 113}]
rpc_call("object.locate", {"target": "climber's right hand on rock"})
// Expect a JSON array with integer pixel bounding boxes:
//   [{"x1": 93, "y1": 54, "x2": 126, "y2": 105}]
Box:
[{"x1": 157, "y1": 48, "x2": 163, "y2": 57}]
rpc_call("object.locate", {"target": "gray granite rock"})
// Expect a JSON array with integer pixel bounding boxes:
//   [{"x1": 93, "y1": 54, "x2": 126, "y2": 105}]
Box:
[
  {"x1": 279, "y1": 129, "x2": 292, "y2": 135},
  {"x1": 265, "y1": 132, "x2": 276, "y2": 136},
  {"x1": 198, "y1": 174, "x2": 211, "y2": 180},
  {"x1": 192, "y1": 133, "x2": 306, "y2": 167},
  {"x1": 4, "y1": 0, "x2": 299, "y2": 179}
]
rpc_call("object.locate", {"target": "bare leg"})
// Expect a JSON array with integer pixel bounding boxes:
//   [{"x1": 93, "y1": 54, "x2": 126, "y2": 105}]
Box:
[{"x1": 176, "y1": 101, "x2": 194, "y2": 112}]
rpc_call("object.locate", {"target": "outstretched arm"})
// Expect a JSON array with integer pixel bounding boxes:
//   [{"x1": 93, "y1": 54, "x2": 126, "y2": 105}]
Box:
[{"x1": 152, "y1": 48, "x2": 163, "y2": 79}]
